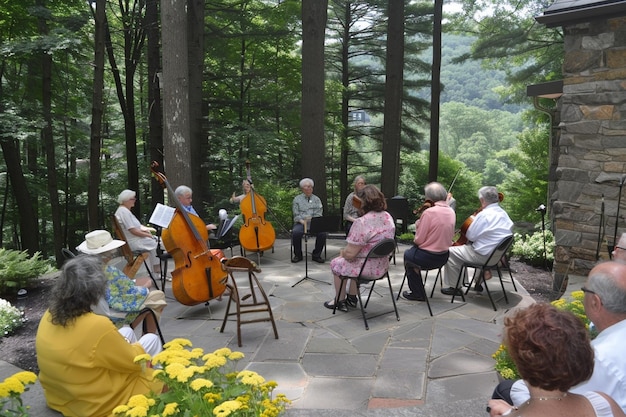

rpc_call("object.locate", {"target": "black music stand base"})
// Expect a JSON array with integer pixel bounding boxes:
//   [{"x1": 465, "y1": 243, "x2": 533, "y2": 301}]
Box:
[{"x1": 292, "y1": 235, "x2": 332, "y2": 287}]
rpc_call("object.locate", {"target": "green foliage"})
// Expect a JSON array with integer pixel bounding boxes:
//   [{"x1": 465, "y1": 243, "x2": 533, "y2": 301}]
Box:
[
  {"x1": 0, "y1": 250, "x2": 55, "y2": 296},
  {"x1": 0, "y1": 299, "x2": 25, "y2": 338},
  {"x1": 511, "y1": 230, "x2": 554, "y2": 267}
]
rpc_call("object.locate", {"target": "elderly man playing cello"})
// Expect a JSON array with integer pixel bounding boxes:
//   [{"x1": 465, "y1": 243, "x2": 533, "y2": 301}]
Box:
[{"x1": 441, "y1": 186, "x2": 513, "y2": 296}]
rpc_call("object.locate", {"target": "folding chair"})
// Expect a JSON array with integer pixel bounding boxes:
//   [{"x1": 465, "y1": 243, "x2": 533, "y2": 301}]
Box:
[
  {"x1": 220, "y1": 256, "x2": 278, "y2": 347},
  {"x1": 111, "y1": 215, "x2": 160, "y2": 289},
  {"x1": 332, "y1": 238, "x2": 400, "y2": 330},
  {"x1": 396, "y1": 261, "x2": 436, "y2": 316},
  {"x1": 451, "y1": 235, "x2": 515, "y2": 311}
]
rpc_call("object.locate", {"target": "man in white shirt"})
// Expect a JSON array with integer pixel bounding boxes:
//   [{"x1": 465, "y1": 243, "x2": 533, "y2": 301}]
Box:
[
  {"x1": 441, "y1": 186, "x2": 513, "y2": 296},
  {"x1": 489, "y1": 260, "x2": 626, "y2": 415}
]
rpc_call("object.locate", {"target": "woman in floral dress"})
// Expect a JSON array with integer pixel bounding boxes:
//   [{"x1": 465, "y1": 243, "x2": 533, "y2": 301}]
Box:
[{"x1": 324, "y1": 184, "x2": 396, "y2": 312}]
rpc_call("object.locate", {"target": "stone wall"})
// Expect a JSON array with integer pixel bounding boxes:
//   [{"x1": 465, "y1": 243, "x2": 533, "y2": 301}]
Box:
[{"x1": 552, "y1": 15, "x2": 626, "y2": 289}]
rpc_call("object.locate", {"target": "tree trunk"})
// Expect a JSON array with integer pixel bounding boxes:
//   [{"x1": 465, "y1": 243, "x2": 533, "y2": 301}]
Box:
[
  {"x1": 38, "y1": 0, "x2": 62, "y2": 265},
  {"x1": 161, "y1": 0, "x2": 192, "y2": 192},
  {"x1": 429, "y1": 0, "x2": 443, "y2": 183},
  {"x1": 88, "y1": 0, "x2": 106, "y2": 231},
  {"x1": 380, "y1": 0, "x2": 404, "y2": 198},
  {"x1": 301, "y1": 0, "x2": 328, "y2": 206},
  {"x1": 147, "y1": 0, "x2": 164, "y2": 206}
]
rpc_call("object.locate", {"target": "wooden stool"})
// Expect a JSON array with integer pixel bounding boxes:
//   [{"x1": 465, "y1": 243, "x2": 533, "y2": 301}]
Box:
[{"x1": 219, "y1": 256, "x2": 278, "y2": 347}]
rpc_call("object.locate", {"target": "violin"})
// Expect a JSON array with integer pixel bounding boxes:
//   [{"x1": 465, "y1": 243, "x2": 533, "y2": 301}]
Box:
[
  {"x1": 150, "y1": 162, "x2": 228, "y2": 306},
  {"x1": 414, "y1": 199, "x2": 435, "y2": 216},
  {"x1": 238, "y1": 161, "x2": 276, "y2": 253},
  {"x1": 453, "y1": 192, "x2": 504, "y2": 246}
]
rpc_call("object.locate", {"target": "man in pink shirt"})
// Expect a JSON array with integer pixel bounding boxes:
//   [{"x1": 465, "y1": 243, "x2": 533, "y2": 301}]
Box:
[{"x1": 402, "y1": 182, "x2": 456, "y2": 301}]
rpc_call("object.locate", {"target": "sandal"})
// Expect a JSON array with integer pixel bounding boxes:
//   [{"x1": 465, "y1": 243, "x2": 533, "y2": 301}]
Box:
[
  {"x1": 346, "y1": 294, "x2": 359, "y2": 308},
  {"x1": 324, "y1": 299, "x2": 348, "y2": 312}
]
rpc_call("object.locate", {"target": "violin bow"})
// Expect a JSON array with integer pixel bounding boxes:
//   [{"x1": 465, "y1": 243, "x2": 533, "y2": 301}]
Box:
[{"x1": 448, "y1": 168, "x2": 462, "y2": 194}]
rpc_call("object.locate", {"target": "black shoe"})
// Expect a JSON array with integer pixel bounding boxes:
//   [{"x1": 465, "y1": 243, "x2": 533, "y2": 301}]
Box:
[
  {"x1": 441, "y1": 287, "x2": 463, "y2": 296},
  {"x1": 324, "y1": 299, "x2": 348, "y2": 312},
  {"x1": 474, "y1": 283, "x2": 484, "y2": 292},
  {"x1": 312, "y1": 255, "x2": 325, "y2": 263},
  {"x1": 346, "y1": 294, "x2": 359, "y2": 308},
  {"x1": 291, "y1": 255, "x2": 303, "y2": 263},
  {"x1": 402, "y1": 291, "x2": 426, "y2": 301}
]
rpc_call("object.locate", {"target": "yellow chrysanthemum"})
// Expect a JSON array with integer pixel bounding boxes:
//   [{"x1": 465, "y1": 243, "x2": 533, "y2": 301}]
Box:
[
  {"x1": 213, "y1": 347, "x2": 232, "y2": 357},
  {"x1": 127, "y1": 394, "x2": 151, "y2": 408},
  {"x1": 189, "y1": 348, "x2": 204, "y2": 359},
  {"x1": 112, "y1": 404, "x2": 130, "y2": 414},
  {"x1": 213, "y1": 400, "x2": 241, "y2": 417},
  {"x1": 134, "y1": 354, "x2": 152, "y2": 364},
  {"x1": 164, "y1": 338, "x2": 193, "y2": 349},
  {"x1": 162, "y1": 402, "x2": 179, "y2": 416},
  {"x1": 165, "y1": 362, "x2": 186, "y2": 379},
  {"x1": 228, "y1": 351, "x2": 244, "y2": 361},
  {"x1": 127, "y1": 405, "x2": 149, "y2": 417},
  {"x1": 203, "y1": 353, "x2": 228, "y2": 369},
  {"x1": 175, "y1": 367, "x2": 195, "y2": 383},
  {"x1": 0, "y1": 383, "x2": 11, "y2": 398},
  {"x1": 190, "y1": 378, "x2": 214, "y2": 391},
  {"x1": 204, "y1": 392, "x2": 222, "y2": 403},
  {"x1": 12, "y1": 371, "x2": 37, "y2": 385},
  {"x1": 3, "y1": 376, "x2": 25, "y2": 394},
  {"x1": 238, "y1": 370, "x2": 265, "y2": 386}
]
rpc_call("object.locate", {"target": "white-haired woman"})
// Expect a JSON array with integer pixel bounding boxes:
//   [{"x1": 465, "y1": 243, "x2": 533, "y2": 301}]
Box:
[{"x1": 114, "y1": 189, "x2": 160, "y2": 274}]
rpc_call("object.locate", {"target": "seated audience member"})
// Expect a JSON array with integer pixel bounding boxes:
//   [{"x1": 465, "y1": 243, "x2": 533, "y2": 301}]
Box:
[
  {"x1": 77, "y1": 229, "x2": 167, "y2": 325},
  {"x1": 324, "y1": 184, "x2": 395, "y2": 312},
  {"x1": 291, "y1": 177, "x2": 326, "y2": 263},
  {"x1": 441, "y1": 186, "x2": 513, "y2": 296},
  {"x1": 115, "y1": 189, "x2": 160, "y2": 274},
  {"x1": 36, "y1": 255, "x2": 163, "y2": 417},
  {"x1": 402, "y1": 182, "x2": 456, "y2": 301},
  {"x1": 343, "y1": 175, "x2": 366, "y2": 235},
  {"x1": 490, "y1": 260, "x2": 626, "y2": 414},
  {"x1": 487, "y1": 302, "x2": 625, "y2": 417}
]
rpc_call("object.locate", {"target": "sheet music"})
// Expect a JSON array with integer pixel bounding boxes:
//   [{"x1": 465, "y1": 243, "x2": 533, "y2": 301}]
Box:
[
  {"x1": 149, "y1": 203, "x2": 176, "y2": 228},
  {"x1": 219, "y1": 215, "x2": 240, "y2": 238}
]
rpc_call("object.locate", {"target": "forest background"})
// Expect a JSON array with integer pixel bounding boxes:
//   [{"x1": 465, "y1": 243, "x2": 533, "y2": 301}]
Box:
[{"x1": 0, "y1": 0, "x2": 561, "y2": 267}]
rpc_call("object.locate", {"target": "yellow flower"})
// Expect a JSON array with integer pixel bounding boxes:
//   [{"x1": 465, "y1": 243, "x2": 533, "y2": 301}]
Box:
[
  {"x1": 12, "y1": 371, "x2": 37, "y2": 385},
  {"x1": 134, "y1": 354, "x2": 152, "y2": 364},
  {"x1": 127, "y1": 406, "x2": 149, "y2": 417},
  {"x1": 164, "y1": 338, "x2": 193, "y2": 349},
  {"x1": 189, "y1": 348, "x2": 204, "y2": 359},
  {"x1": 190, "y1": 378, "x2": 214, "y2": 391},
  {"x1": 213, "y1": 400, "x2": 241, "y2": 417},
  {"x1": 0, "y1": 382, "x2": 10, "y2": 397},
  {"x1": 3, "y1": 376, "x2": 25, "y2": 394},
  {"x1": 127, "y1": 394, "x2": 152, "y2": 408},
  {"x1": 162, "y1": 402, "x2": 179, "y2": 416},
  {"x1": 228, "y1": 351, "x2": 245, "y2": 360},
  {"x1": 112, "y1": 405, "x2": 130, "y2": 415},
  {"x1": 213, "y1": 347, "x2": 232, "y2": 357},
  {"x1": 204, "y1": 392, "x2": 222, "y2": 403},
  {"x1": 175, "y1": 367, "x2": 195, "y2": 383},
  {"x1": 238, "y1": 370, "x2": 265, "y2": 386},
  {"x1": 203, "y1": 353, "x2": 228, "y2": 369},
  {"x1": 165, "y1": 362, "x2": 186, "y2": 379}
]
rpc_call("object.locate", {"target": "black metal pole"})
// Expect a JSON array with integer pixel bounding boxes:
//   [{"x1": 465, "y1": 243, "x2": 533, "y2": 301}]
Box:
[{"x1": 611, "y1": 177, "x2": 625, "y2": 259}]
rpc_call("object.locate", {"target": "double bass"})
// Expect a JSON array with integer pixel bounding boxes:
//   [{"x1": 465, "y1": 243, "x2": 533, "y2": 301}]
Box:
[
  {"x1": 150, "y1": 162, "x2": 228, "y2": 306},
  {"x1": 239, "y1": 161, "x2": 276, "y2": 253}
]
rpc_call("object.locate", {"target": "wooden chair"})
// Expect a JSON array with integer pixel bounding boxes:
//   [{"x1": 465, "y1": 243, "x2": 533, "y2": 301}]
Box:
[
  {"x1": 111, "y1": 215, "x2": 159, "y2": 289},
  {"x1": 219, "y1": 256, "x2": 278, "y2": 347},
  {"x1": 333, "y1": 238, "x2": 400, "y2": 330}
]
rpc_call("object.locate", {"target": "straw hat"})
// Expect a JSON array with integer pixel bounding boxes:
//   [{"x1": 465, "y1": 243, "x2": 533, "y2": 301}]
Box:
[{"x1": 77, "y1": 230, "x2": 126, "y2": 254}]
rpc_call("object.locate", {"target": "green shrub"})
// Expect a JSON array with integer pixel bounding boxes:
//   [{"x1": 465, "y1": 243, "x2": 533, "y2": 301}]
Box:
[
  {"x1": 0, "y1": 299, "x2": 25, "y2": 338},
  {"x1": 511, "y1": 230, "x2": 554, "y2": 267},
  {"x1": 0, "y1": 249, "x2": 55, "y2": 296}
]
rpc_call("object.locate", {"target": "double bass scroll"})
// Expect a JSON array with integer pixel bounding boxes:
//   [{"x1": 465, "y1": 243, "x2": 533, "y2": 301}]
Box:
[{"x1": 150, "y1": 162, "x2": 227, "y2": 306}]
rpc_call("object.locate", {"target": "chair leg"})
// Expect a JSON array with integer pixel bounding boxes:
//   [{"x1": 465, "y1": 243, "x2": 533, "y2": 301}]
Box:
[
  {"x1": 451, "y1": 268, "x2": 467, "y2": 303},
  {"x1": 497, "y1": 266, "x2": 509, "y2": 304},
  {"x1": 355, "y1": 282, "x2": 370, "y2": 330},
  {"x1": 143, "y1": 258, "x2": 160, "y2": 291},
  {"x1": 386, "y1": 275, "x2": 401, "y2": 322},
  {"x1": 396, "y1": 271, "x2": 407, "y2": 300}
]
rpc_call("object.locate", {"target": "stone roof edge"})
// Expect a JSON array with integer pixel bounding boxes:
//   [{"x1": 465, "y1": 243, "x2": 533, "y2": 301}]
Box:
[{"x1": 536, "y1": 0, "x2": 626, "y2": 27}]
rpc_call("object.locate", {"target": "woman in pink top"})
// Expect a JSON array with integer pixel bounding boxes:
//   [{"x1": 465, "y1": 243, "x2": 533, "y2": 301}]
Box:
[
  {"x1": 402, "y1": 182, "x2": 456, "y2": 301},
  {"x1": 324, "y1": 185, "x2": 396, "y2": 312}
]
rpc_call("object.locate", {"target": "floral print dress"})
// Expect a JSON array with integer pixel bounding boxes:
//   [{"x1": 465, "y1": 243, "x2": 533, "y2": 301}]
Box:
[
  {"x1": 330, "y1": 210, "x2": 395, "y2": 278},
  {"x1": 105, "y1": 265, "x2": 149, "y2": 326}
]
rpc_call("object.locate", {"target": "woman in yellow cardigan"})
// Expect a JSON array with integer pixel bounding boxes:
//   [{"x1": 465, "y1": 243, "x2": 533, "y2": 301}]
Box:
[{"x1": 36, "y1": 255, "x2": 163, "y2": 417}]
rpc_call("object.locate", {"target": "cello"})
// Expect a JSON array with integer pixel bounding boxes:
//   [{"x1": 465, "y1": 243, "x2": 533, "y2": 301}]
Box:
[
  {"x1": 150, "y1": 162, "x2": 228, "y2": 306},
  {"x1": 239, "y1": 160, "x2": 276, "y2": 253}
]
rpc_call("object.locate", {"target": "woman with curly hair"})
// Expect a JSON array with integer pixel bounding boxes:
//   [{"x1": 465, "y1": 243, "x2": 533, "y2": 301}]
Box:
[
  {"x1": 323, "y1": 184, "x2": 395, "y2": 312},
  {"x1": 487, "y1": 303, "x2": 624, "y2": 417},
  {"x1": 36, "y1": 256, "x2": 163, "y2": 417}
]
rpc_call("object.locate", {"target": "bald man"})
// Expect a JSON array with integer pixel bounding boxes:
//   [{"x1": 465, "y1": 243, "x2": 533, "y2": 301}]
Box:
[{"x1": 489, "y1": 261, "x2": 626, "y2": 415}]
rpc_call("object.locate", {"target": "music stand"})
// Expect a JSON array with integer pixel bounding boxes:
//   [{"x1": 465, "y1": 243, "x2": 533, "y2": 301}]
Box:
[{"x1": 292, "y1": 215, "x2": 341, "y2": 287}]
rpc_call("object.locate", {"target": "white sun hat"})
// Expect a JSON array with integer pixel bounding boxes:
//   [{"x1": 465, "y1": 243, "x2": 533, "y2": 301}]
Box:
[{"x1": 76, "y1": 230, "x2": 126, "y2": 254}]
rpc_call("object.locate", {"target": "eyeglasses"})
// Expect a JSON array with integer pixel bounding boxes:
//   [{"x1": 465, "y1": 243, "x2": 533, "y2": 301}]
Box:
[
  {"x1": 616, "y1": 246, "x2": 626, "y2": 251},
  {"x1": 581, "y1": 286, "x2": 596, "y2": 295}
]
